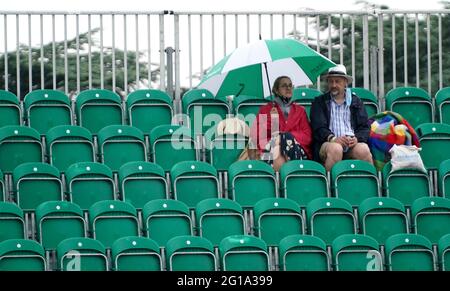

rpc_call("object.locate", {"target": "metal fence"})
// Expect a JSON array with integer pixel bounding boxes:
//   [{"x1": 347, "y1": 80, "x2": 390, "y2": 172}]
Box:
[{"x1": 1, "y1": 9, "x2": 450, "y2": 101}]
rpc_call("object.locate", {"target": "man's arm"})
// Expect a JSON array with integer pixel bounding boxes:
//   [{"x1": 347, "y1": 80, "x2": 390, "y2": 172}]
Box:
[{"x1": 310, "y1": 96, "x2": 333, "y2": 143}]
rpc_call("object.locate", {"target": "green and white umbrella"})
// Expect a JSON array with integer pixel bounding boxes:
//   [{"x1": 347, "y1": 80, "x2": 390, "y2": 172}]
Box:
[{"x1": 197, "y1": 38, "x2": 336, "y2": 98}]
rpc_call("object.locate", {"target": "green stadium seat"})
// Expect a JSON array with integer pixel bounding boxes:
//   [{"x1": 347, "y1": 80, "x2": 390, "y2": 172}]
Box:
[
  {"x1": 171, "y1": 161, "x2": 220, "y2": 208},
  {"x1": 35, "y1": 201, "x2": 87, "y2": 250},
  {"x1": 253, "y1": 198, "x2": 304, "y2": 246},
  {"x1": 182, "y1": 89, "x2": 230, "y2": 135},
  {"x1": 438, "y1": 234, "x2": 450, "y2": 271},
  {"x1": 23, "y1": 89, "x2": 73, "y2": 134},
  {"x1": 75, "y1": 89, "x2": 123, "y2": 134},
  {"x1": 358, "y1": 197, "x2": 409, "y2": 245},
  {"x1": 0, "y1": 90, "x2": 21, "y2": 127},
  {"x1": 279, "y1": 160, "x2": 329, "y2": 207},
  {"x1": 306, "y1": 197, "x2": 357, "y2": 244},
  {"x1": 228, "y1": 160, "x2": 277, "y2": 208},
  {"x1": 219, "y1": 235, "x2": 270, "y2": 271},
  {"x1": 0, "y1": 126, "x2": 43, "y2": 173},
  {"x1": 111, "y1": 236, "x2": 162, "y2": 271},
  {"x1": 332, "y1": 234, "x2": 382, "y2": 271},
  {"x1": 97, "y1": 125, "x2": 147, "y2": 172},
  {"x1": 0, "y1": 239, "x2": 46, "y2": 271},
  {"x1": 279, "y1": 234, "x2": 330, "y2": 271},
  {"x1": 65, "y1": 162, "x2": 115, "y2": 210},
  {"x1": 195, "y1": 198, "x2": 245, "y2": 246},
  {"x1": 385, "y1": 87, "x2": 434, "y2": 129},
  {"x1": 435, "y1": 87, "x2": 450, "y2": 125},
  {"x1": 411, "y1": 197, "x2": 450, "y2": 244},
  {"x1": 331, "y1": 160, "x2": 380, "y2": 206},
  {"x1": 166, "y1": 235, "x2": 217, "y2": 271},
  {"x1": 143, "y1": 199, "x2": 193, "y2": 247},
  {"x1": 126, "y1": 89, "x2": 174, "y2": 134},
  {"x1": 118, "y1": 161, "x2": 168, "y2": 209},
  {"x1": 204, "y1": 125, "x2": 248, "y2": 172},
  {"x1": 46, "y1": 125, "x2": 95, "y2": 172},
  {"x1": 416, "y1": 123, "x2": 450, "y2": 170},
  {"x1": 350, "y1": 87, "x2": 379, "y2": 117},
  {"x1": 12, "y1": 162, "x2": 63, "y2": 211},
  {"x1": 385, "y1": 233, "x2": 436, "y2": 271},
  {"x1": 232, "y1": 95, "x2": 270, "y2": 127},
  {"x1": 56, "y1": 237, "x2": 108, "y2": 271},
  {"x1": 149, "y1": 125, "x2": 198, "y2": 172},
  {"x1": 0, "y1": 202, "x2": 25, "y2": 242},
  {"x1": 292, "y1": 87, "x2": 322, "y2": 118},
  {"x1": 382, "y1": 161, "x2": 431, "y2": 206},
  {"x1": 439, "y1": 159, "x2": 450, "y2": 198}
]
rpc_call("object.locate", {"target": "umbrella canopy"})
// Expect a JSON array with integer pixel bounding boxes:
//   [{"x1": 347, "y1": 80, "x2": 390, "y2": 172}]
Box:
[{"x1": 197, "y1": 38, "x2": 336, "y2": 98}]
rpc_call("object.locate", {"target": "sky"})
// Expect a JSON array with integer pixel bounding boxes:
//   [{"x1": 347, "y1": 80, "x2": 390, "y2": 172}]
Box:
[{"x1": 1, "y1": 0, "x2": 446, "y2": 12}]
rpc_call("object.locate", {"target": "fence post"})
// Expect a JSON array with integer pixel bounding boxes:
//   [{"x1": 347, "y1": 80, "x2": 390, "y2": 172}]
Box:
[
  {"x1": 370, "y1": 45, "x2": 378, "y2": 97},
  {"x1": 165, "y1": 46, "x2": 175, "y2": 98}
]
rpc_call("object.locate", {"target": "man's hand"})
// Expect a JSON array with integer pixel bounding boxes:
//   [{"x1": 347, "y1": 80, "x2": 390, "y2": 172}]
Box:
[
  {"x1": 347, "y1": 136, "x2": 357, "y2": 148},
  {"x1": 334, "y1": 136, "x2": 350, "y2": 147}
]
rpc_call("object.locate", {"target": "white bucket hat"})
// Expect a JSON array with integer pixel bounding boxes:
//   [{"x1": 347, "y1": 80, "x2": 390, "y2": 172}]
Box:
[{"x1": 324, "y1": 64, "x2": 353, "y2": 84}]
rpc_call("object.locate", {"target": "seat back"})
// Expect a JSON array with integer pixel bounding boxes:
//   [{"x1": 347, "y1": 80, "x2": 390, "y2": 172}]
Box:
[
  {"x1": 332, "y1": 234, "x2": 382, "y2": 271},
  {"x1": 438, "y1": 234, "x2": 450, "y2": 271},
  {"x1": 439, "y1": 159, "x2": 450, "y2": 198},
  {"x1": 0, "y1": 90, "x2": 21, "y2": 127},
  {"x1": 75, "y1": 89, "x2": 123, "y2": 134},
  {"x1": 232, "y1": 95, "x2": 270, "y2": 127},
  {"x1": 24, "y1": 89, "x2": 72, "y2": 134},
  {"x1": 0, "y1": 239, "x2": 46, "y2": 271},
  {"x1": 126, "y1": 89, "x2": 173, "y2": 134},
  {"x1": 350, "y1": 87, "x2": 379, "y2": 117},
  {"x1": 0, "y1": 202, "x2": 25, "y2": 242},
  {"x1": 111, "y1": 236, "x2": 162, "y2": 271},
  {"x1": 416, "y1": 123, "x2": 450, "y2": 170},
  {"x1": 435, "y1": 87, "x2": 450, "y2": 125},
  {"x1": 196, "y1": 198, "x2": 245, "y2": 246},
  {"x1": 57, "y1": 237, "x2": 108, "y2": 271},
  {"x1": 412, "y1": 197, "x2": 450, "y2": 244},
  {"x1": 0, "y1": 126, "x2": 43, "y2": 173},
  {"x1": 119, "y1": 161, "x2": 168, "y2": 209},
  {"x1": 219, "y1": 235, "x2": 270, "y2": 271},
  {"x1": 46, "y1": 125, "x2": 95, "y2": 172},
  {"x1": 385, "y1": 87, "x2": 433, "y2": 129},
  {"x1": 166, "y1": 235, "x2": 217, "y2": 271},
  {"x1": 292, "y1": 87, "x2": 322, "y2": 118}
]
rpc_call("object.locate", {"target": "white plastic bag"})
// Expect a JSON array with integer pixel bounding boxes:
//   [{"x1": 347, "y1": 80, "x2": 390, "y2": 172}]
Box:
[{"x1": 389, "y1": 144, "x2": 426, "y2": 173}]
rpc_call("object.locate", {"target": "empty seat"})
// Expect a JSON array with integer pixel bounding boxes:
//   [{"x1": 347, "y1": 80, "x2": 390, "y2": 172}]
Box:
[
  {"x1": 182, "y1": 89, "x2": 230, "y2": 135},
  {"x1": 439, "y1": 159, "x2": 450, "y2": 198},
  {"x1": 292, "y1": 87, "x2": 321, "y2": 118},
  {"x1": 416, "y1": 123, "x2": 450, "y2": 170},
  {"x1": 219, "y1": 235, "x2": 270, "y2": 271},
  {"x1": 385, "y1": 87, "x2": 434, "y2": 129},
  {"x1": 143, "y1": 199, "x2": 193, "y2": 247},
  {"x1": 195, "y1": 198, "x2": 245, "y2": 246},
  {"x1": 23, "y1": 89, "x2": 73, "y2": 134},
  {"x1": 0, "y1": 239, "x2": 46, "y2": 271},
  {"x1": 228, "y1": 160, "x2": 277, "y2": 208},
  {"x1": 126, "y1": 89, "x2": 174, "y2": 134},
  {"x1": 75, "y1": 89, "x2": 123, "y2": 134},
  {"x1": 438, "y1": 234, "x2": 450, "y2": 271},
  {"x1": 118, "y1": 161, "x2": 168, "y2": 209},
  {"x1": 204, "y1": 125, "x2": 248, "y2": 172},
  {"x1": 97, "y1": 125, "x2": 147, "y2": 172},
  {"x1": 279, "y1": 160, "x2": 329, "y2": 207},
  {"x1": 385, "y1": 233, "x2": 436, "y2": 271},
  {"x1": 382, "y1": 161, "x2": 431, "y2": 206},
  {"x1": 411, "y1": 196, "x2": 450, "y2": 244},
  {"x1": 12, "y1": 162, "x2": 63, "y2": 211},
  {"x1": 350, "y1": 87, "x2": 379, "y2": 117},
  {"x1": 166, "y1": 235, "x2": 217, "y2": 271},
  {"x1": 332, "y1": 234, "x2": 382, "y2": 271},
  {"x1": 331, "y1": 160, "x2": 380, "y2": 206},
  {"x1": 46, "y1": 125, "x2": 95, "y2": 172},
  {"x1": 0, "y1": 90, "x2": 21, "y2": 127},
  {"x1": 89, "y1": 200, "x2": 140, "y2": 248},
  {"x1": 171, "y1": 161, "x2": 220, "y2": 208},
  {"x1": 279, "y1": 234, "x2": 330, "y2": 271},
  {"x1": 56, "y1": 237, "x2": 108, "y2": 271},
  {"x1": 232, "y1": 95, "x2": 270, "y2": 127},
  {"x1": 253, "y1": 198, "x2": 304, "y2": 246},
  {"x1": 65, "y1": 162, "x2": 115, "y2": 210},
  {"x1": 0, "y1": 126, "x2": 43, "y2": 173},
  {"x1": 306, "y1": 197, "x2": 356, "y2": 244},
  {"x1": 149, "y1": 125, "x2": 198, "y2": 172},
  {"x1": 0, "y1": 202, "x2": 25, "y2": 242},
  {"x1": 435, "y1": 87, "x2": 450, "y2": 125},
  {"x1": 359, "y1": 197, "x2": 409, "y2": 245},
  {"x1": 35, "y1": 201, "x2": 87, "y2": 250},
  {"x1": 111, "y1": 236, "x2": 162, "y2": 271}
]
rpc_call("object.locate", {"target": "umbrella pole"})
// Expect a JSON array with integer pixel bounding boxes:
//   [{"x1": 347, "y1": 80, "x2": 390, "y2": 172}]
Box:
[{"x1": 263, "y1": 62, "x2": 274, "y2": 105}]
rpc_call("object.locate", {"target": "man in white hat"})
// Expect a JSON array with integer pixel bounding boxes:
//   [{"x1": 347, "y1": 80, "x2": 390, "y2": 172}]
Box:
[{"x1": 310, "y1": 64, "x2": 373, "y2": 171}]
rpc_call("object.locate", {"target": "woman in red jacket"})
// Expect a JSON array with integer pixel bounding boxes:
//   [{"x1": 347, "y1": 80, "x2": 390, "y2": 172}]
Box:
[{"x1": 249, "y1": 76, "x2": 313, "y2": 171}]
